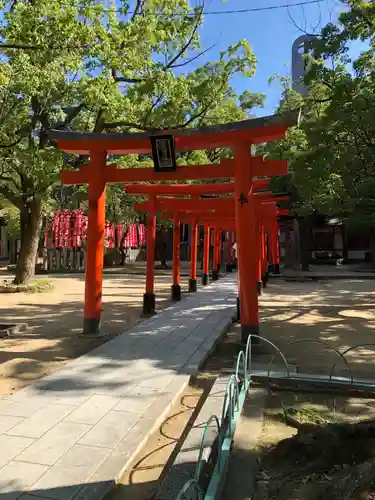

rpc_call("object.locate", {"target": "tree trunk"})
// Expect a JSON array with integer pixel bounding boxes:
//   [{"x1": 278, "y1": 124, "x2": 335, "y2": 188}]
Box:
[
  {"x1": 120, "y1": 226, "x2": 129, "y2": 266},
  {"x1": 14, "y1": 197, "x2": 42, "y2": 285},
  {"x1": 370, "y1": 229, "x2": 375, "y2": 268},
  {"x1": 341, "y1": 224, "x2": 348, "y2": 263},
  {"x1": 298, "y1": 220, "x2": 311, "y2": 271}
]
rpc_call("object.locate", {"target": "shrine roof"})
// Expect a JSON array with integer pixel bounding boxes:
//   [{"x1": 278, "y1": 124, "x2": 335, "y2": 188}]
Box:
[{"x1": 49, "y1": 111, "x2": 300, "y2": 154}]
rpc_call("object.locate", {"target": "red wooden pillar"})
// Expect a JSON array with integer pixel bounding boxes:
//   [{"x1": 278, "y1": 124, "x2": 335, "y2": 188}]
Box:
[
  {"x1": 226, "y1": 231, "x2": 233, "y2": 272},
  {"x1": 83, "y1": 150, "x2": 107, "y2": 336},
  {"x1": 270, "y1": 219, "x2": 280, "y2": 275},
  {"x1": 233, "y1": 143, "x2": 259, "y2": 344},
  {"x1": 256, "y1": 221, "x2": 263, "y2": 295},
  {"x1": 261, "y1": 224, "x2": 268, "y2": 288},
  {"x1": 212, "y1": 227, "x2": 219, "y2": 281},
  {"x1": 143, "y1": 195, "x2": 156, "y2": 314},
  {"x1": 217, "y1": 230, "x2": 222, "y2": 273},
  {"x1": 202, "y1": 225, "x2": 210, "y2": 286},
  {"x1": 171, "y1": 216, "x2": 181, "y2": 301},
  {"x1": 189, "y1": 220, "x2": 198, "y2": 292},
  {"x1": 266, "y1": 222, "x2": 274, "y2": 274}
]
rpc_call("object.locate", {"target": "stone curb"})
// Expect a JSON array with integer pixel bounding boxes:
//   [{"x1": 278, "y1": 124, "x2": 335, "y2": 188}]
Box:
[
  {"x1": 283, "y1": 274, "x2": 375, "y2": 281},
  {"x1": 222, "y1": 387, "x2": 267, "y2": 500}
]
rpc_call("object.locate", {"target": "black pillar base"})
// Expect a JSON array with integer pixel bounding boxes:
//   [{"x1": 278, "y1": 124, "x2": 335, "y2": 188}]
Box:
[
  {"x1": 202, "y1": 273, "x2": 209, "y2": 286},
  {"x1": 189, "y1": 278, "x2": 197, "y2": 293},
  {"x1": 262, "y1": 272, "x2": 269, "y2": 288},
  {"x1": 268, "y1": 264, "x2": 281, "y2": 277},
  {"x1": 171, "y1": 284, "x2": 181, "y2": 301},
  {"x1": 83, "y1": 317, "x2": 101, "y2": 336},
  {"x1": 143, "y1": 293, "x2": 156, "y2": 315},
  {"x1": 241, "y1": 323, "x2": 260, "y2": 345},
  {"x1": 236, "y1": 296, "x2": 240, "y2": 321},
  {"x1": 268, "y1": 264, "x2": 274, "y2": 274},
  {"x1": 226, "y1": 263, "x2": 233, "y2": 272},
  {"x1": 257, "y1": 280, "x2": 263, "y2": 296},
  {"x1": 212, "y1": 270, "x2": 219, "y2": 281}
]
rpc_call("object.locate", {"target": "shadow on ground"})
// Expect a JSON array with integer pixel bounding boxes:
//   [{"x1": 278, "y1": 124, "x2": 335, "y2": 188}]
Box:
[
  {"x1": 0, "y1": 272, "x2": 195, "y2": 395},
  {"x1": 258, "y1": 278, "x2": 375, "y2": 378}
]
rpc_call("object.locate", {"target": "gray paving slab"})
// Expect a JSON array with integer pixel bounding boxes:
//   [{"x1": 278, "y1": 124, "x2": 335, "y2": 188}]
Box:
[
  {"x1": 16, "y1": 421, "x2": 92, "y2": 466},
  {"x1": 222, "y1": 388, "x2": 267, "y2": 500},
  {"x1": 0, "y1": 415, "x2": 24, "y2": 434},
  {"x1": 8, "y1": 404, "x2": 76, "y2": 439},
  {"x1": 63, "y1": 395, "x2": 121, "y2": 425},
  {"x1": 30, "y1": 445, "x2": 111, "y2": 500},
  {"x1": 112, "y1": 386, "x2": 159, "y2": 414},
  {"x1": 0, "y1": 435, "x2": 36, "y2": 469},
  {"x1": 78, "y1": 410, "x2": 139, "y2": 449},
  {"x1": 0, "y1": 461, "x2": 48, "y2": 500},
  {"x1": 0, "y1": 274, "x2": 237, "y2": 500}
]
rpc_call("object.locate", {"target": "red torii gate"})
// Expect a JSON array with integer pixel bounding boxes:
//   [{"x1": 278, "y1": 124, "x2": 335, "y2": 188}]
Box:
[
  {"x1": 50, "y1": 112, "x2": 297, "y2": 341},
  {"x1": 163, "y1": 202, "x2": 287, "y2": 322},
  {"x1": 136, "y1": 192, "x2": 288, "y2": 307},
  {"x1": 125, "y1": 182, "x2": 242, "y2": 302}
]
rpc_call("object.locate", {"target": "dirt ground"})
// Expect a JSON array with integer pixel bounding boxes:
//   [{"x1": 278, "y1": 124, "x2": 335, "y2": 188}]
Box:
[
  {"x1": 254, "y1": 389, "x2": 375, "y2": 500},
  {"x1": 258, "y1": 278, "x2": 375, "y2": 377},
  {"x1": 111, "y1": 277, "x2": 375, "y2": 500},
  {"x1": 0, "y1": 269, "x2": 190, "y2": 396}
]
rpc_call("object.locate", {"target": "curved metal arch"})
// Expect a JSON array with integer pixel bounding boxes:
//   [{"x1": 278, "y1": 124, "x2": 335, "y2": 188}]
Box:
[
  {"x1": 235, "y1": 350, "x2": 247, "y2": 387},
  {"x1": 247, "y1": 334, "x2": 291, "y2": 380},
  {"x1": 221, "y1": 375, "x2": 240, "y2": 437},
  {"x1": 270, "y1": 338, "x2": 353, "y2": 384},
  {"x1": 176, "y1": 478, "x2": 204, "y2": 500},
  {"x1": 195, "y1": 415, "x2": 221, "y2": 480},
  {"x1": 330, "y1": 343, "x2": 375, "y2": 380}
]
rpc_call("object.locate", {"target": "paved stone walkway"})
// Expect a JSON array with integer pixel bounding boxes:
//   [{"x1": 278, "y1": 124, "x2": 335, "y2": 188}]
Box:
[{"x1": 0, "y1": 275, "x2": 237, "y2": 500}]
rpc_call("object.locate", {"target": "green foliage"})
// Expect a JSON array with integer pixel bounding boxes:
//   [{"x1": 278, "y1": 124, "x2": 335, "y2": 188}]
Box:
[
  {"x1": 0, "y1": 199, "x2": 20, "y2": 238},
  {"x1": 0, "y1": 0, "x2": 263, "y2": 220},
  {"x1": 266, "y1": 2, "x2": 375, "y2": 232}
]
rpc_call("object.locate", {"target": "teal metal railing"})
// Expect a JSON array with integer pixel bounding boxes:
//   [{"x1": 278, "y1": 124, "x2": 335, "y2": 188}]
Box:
[{"x1": 176, "y1": 335, "x2": 375, "y2": 500}]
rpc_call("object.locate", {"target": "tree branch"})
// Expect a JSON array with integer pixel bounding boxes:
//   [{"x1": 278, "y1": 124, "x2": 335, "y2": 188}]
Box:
[
  {"x1": 102, "y1": 121, "x2": 157, "y2": 132},
  {"x1": 63, "y1": 102, "x2": 86, "y2": 127},
  {"x1": 93, "y1": 108, "x2": 105, "y2": 133},
  {"x1": 0, "y1": 135, "x2": 24, "y2": 148},
  {"x1": 168, "y1": 41, "x2": 217, "y2": 69},
  {"x1": 143, "y1": 95, "x2": 164, "y2": 127},
  {"x1": 313, "y1": 97, "x2": 332, "y2": 103},
  {"x1": 131, "y1": 0, "x2": 146, "y2": 21},
  {"x1": 0, "y1": 184, "x2": 23, "y2": 209},
  {"x1": 111, "y1": 69, "x2": 143, "y2": 84},
  {"x1": 162, "y1": 6, "x2": 204, "y2": 71},
  {"x1": 174, "y1": 101, "x2": 213, "y2": 129},
  {"x1": 173, "y1": 80, "x2": 227, "y2": 129},
  {"x1": 0, "y1": 43, "x2": 38, "y2": 50}
]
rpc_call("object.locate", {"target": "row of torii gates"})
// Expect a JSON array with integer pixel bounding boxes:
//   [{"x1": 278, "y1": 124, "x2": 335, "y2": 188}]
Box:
[{"x1": 51, "y1": 111, "x2": 298, "y2": 343}]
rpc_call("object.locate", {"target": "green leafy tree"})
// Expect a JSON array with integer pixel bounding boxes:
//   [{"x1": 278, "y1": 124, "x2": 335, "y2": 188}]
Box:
[
  {"x1": 265, "y1": 0, "x2": 375, "y2": 266},
  {"x1": 0, "y1": 0, "x2": 262, "y2": 283}
]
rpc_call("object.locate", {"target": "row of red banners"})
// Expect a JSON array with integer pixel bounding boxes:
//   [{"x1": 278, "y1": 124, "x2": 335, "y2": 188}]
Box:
[{"x1": 44, "y1": 210, "x2": 146, "y2": 249}]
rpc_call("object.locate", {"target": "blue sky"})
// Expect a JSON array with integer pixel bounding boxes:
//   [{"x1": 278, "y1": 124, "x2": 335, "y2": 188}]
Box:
[
  {"x1": 1, "y1": 0, "x2": 367, "y2": 118},
  {"x1": 187, "y1": 0, "x2": 367, "y2": 116}
]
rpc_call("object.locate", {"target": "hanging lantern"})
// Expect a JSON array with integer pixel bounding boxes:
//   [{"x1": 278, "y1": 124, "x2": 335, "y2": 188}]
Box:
[
  {"x1": 138, "y1": 224, "x2": 146, "y2": 246},
  {"x1": 117, "y1": 224, "x2": 123, "y2": 248}
]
